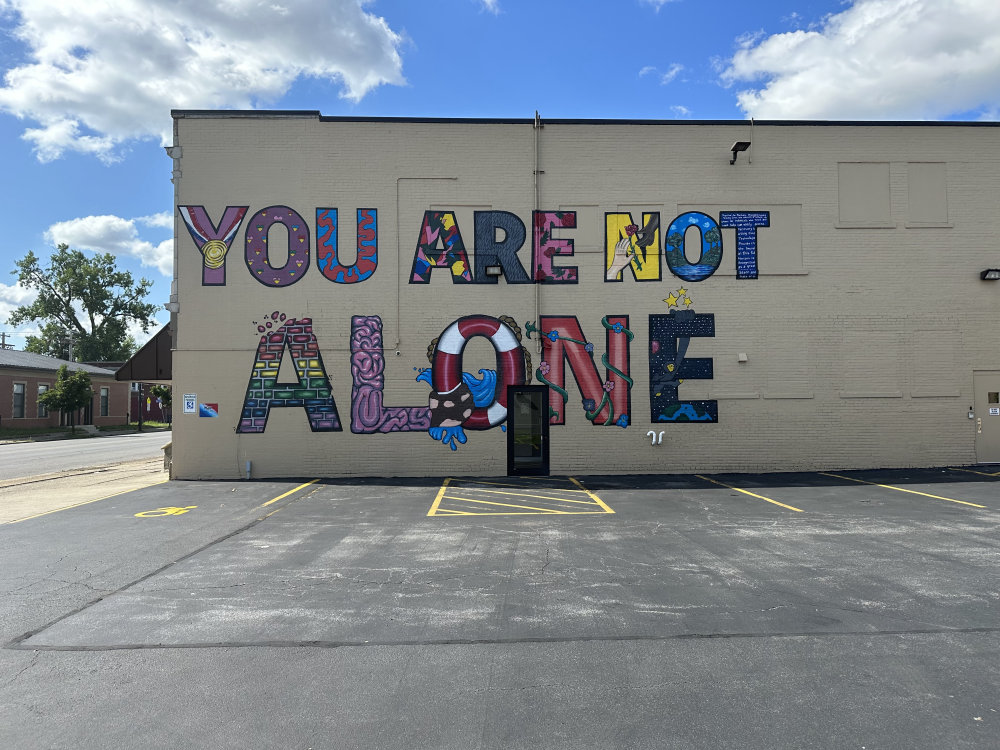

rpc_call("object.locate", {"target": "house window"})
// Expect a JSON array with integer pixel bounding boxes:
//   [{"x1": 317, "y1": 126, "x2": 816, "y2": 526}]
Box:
[
  {"x1": 13, "y1": 382, "x2": 25, "y2": 419},
  {"x1": 37, "y1": 384, "x2": 49, "y2": 417},
  {"x1": 100, "y1": 387, "x2": 110, "y2": 417}
]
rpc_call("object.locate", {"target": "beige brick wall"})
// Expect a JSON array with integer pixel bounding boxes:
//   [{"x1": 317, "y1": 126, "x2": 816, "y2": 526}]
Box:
[{"x1": 169, "y1": 114, "x2": 1000, "y2": 479}]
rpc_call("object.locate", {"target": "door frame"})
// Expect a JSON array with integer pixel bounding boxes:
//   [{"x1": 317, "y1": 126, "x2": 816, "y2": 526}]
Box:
[
  {"x1": 506, "y1": 385, "x2": 550, "y2": 476},
  {"x1": 973, "y1": 370, "x2": 1000, "y2": 463}
]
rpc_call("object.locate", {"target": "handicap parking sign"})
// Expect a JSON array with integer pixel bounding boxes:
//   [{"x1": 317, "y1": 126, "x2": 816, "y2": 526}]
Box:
[{"x1": 183, "y1": 394, "x2": 197, "y2": 414}]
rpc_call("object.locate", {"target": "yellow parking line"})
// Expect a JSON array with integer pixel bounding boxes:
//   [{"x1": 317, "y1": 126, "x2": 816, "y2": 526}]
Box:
[
  {"x1": 427, "y1": 478, "x2": 452, "y2": 516},
  {"x1": 444, "y1": 510, "x2": 608, "y2": 516},
  {"x1": 820, "y1": 473, "x2": 986, "y2": 508},
  {"x1": 443, "y1": 495, "x2": 571, "y2": 513},
  {"x1": 949, "y1": 467, "x2": 1000, "y2": 478},
  {"x1": 260, "y1": 479, "x2": 319, "y2": 507},
  {"x1": 696, "y1": 475, "x2": 803, "y2": 512},
  {"x1": 453, "y1": 479, "x2": 589, "y2": 493},
  {"x1": 448, "y1": 487, "x2": 601, "y2": 505},
  {"x1": 568, "y1": 477, "x2": 616, "y2": 514}
]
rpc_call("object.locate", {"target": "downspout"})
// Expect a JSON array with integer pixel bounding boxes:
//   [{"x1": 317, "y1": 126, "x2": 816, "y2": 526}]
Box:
[{"x1": 533, "y1": 110, "x2": 543, "y2": 354}]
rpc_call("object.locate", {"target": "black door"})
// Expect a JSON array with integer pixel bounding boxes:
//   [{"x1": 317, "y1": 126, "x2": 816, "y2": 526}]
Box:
[{"x1": 507, "y1": 385, "x2": 549, "y2": 476}]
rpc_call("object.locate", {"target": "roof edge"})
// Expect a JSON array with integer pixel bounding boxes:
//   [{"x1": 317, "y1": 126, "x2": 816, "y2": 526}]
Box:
[{"x1": 170, "y1": 110, "x2": 1000, "y2": 127}]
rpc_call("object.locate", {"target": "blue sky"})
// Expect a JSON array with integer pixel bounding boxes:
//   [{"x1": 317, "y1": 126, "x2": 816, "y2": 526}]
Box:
[{"x1": 2, "y1": 0, "x2": 999, "y2": 352}]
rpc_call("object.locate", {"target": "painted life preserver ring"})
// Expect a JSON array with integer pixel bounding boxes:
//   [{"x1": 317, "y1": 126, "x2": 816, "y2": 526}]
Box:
[{"x1": 432, "y1": 315, "x2": 525, "y2": 430}]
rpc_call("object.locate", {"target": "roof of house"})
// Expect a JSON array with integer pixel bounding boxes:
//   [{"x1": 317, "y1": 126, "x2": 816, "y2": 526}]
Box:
[{"x1": 0, "y1": 349, "x2": 116, "y2": 376}]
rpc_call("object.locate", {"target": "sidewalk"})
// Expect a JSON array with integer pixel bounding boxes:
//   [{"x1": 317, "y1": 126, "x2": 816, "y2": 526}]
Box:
[{"x1": 0, "y1": 457, "x2": 168, "y2": 524}]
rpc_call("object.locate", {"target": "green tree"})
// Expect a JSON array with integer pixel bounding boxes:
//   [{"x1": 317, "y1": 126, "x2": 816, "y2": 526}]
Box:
[
  {"x1": 149, "y1": 384, "x2": 172, "y2": 423},
  {"x1": 38, "y1": 365, "x2": 93, "y2": 432},
  {"x1": 7, "y1": 244, "x2": 159, "y2": 361}
]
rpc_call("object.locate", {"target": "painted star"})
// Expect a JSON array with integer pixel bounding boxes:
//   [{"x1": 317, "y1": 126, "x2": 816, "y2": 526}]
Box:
[
  {"x1": 683, "y1": 297, "x2": 693, "y2": 307},
  {"x1": 677, "y1": 287, "x2": 687, "y2": 296},
  {"x1": 664, "y1": 293, "x2": 679, "y2": 307}
]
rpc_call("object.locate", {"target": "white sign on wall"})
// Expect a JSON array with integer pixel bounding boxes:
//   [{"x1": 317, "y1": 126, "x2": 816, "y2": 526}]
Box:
[{"x1": 183, "y1": 394, "x2": 197, "y2": 414}]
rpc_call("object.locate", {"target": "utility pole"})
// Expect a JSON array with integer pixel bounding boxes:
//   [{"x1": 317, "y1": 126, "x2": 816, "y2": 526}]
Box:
[
  {"x1": 62, "y1": 330, "x2": 76, "y2": 362},
  {"x1": 0, "y1": 332, "x2": 13, "y2": 350}
]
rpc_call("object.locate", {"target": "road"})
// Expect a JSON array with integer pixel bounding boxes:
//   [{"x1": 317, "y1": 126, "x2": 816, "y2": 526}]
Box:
[{"x1": 0, "y1": 430, "x2": 170, "y2": 481}]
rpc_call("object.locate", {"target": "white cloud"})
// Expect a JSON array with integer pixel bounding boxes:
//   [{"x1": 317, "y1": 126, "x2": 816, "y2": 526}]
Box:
[
  {"x1": 0, "y1": 0, "x2": 405, "y2": 162},
  {"x1": 660, "y1": 64, "x2": 684, "y2": 85},
  {"x1": 126, "y1": 315, "x2": 166, "y2": 349},
  {"x1": 479, "y1": 0, "x2": 500, "y2": 13},
  {"x1": 641, "y1": 0, "x2": 680, "y2": 10},
  {"x1": 671, "y1": 105, "x2": 692, "y2": 117},
  {"x1": 137, "y1": 212, "x2": 174, "y2": 229},
  {"x1": 0, "y1": 281, "x2": 38, "y2": 340},
  {"x1": 45, "y1": 215, "x2": 173, "y2": 277},
  {"x1": 723, "y1": 0, "x2": 1000, "y2": 120},
  {"x1": 639, "y1": 66, "x2": 656, "y2": 78}
]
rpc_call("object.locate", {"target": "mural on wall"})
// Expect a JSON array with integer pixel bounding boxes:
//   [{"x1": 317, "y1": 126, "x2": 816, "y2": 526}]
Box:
[
  {"x1": 195, "y1": 203, "x2": 776, "y2": 444},
  {"x1": 664, "y1": 212, "x2": 723, "y2": 283},
  {"x1": 179, "y1": 205, "x2": 248, "y2": 286},
  {"x1": 473, "y1": 211, "x2": 531, "y2": 284},
  {"x1": 649, "y1": 289, "x2": 717, "y2": 422},
  {"x1": 237, "y1": 312, "x2": 342, "y2": 433},
  {"x1": 350, "y1": 315, "x2": 431, "y2": 434},
  {"x1": 527, "y1": 315, "x2": 632, "y2": 428},
  {"x1": 410, "y1": 211, "x2": 474, "y2": 283},
  {"x1": 245, "y1": 206, "x2": 310, "y2": 287},
  {"x1": 605, "y1": 213, "x2": 661, "y2": 282},
  {"x1": 418, "y1": 315, "x2": 529, "y2": 450},
  {"x1": 317, "y1": 209, "x2": 379, "y2": 283},
  {"x1": 177, "y1": 205, "x2": 768, "y2": 287},
  {"x1": 719, "y1": 211, "x2": 769, "y2": 280},
  {"x1": 532, "y1": 211, "x2": 578, "y2": 283}
]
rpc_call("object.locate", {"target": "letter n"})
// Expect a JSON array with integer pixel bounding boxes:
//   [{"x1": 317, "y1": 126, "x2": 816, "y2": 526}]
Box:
[{"x1": 537, "y1": 316, "x2": 631, "y2": 425}]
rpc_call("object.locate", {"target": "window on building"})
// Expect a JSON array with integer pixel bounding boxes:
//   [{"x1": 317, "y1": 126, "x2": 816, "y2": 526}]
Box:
[
  {"x1": 13, "y1": 382, "x2": 25, "y2": 419},
  {"x1": 838, "y1": 162, "x2": 891, "y2": 226},
  {"x1": 100, "y1": 386, "x2": 110, "y2": 417},
  {"x1": 37, "y1": 384, "x2": 49, "y2": 418},
  {"x1": 907, "y1": 162, "x2": 948, "y2": 225}
]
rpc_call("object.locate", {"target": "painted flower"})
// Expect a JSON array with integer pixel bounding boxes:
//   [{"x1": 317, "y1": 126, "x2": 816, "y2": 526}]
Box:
[
  {"x1": 603, "y1": 381, "x2": 615, "y2": 392},
  {"x1": 624, "y1": 224, "x2": 639, "y2": 237},
  {"x1": 539, "y1": 361, "x2": 551, "y2": 376},
  {"x1": 612, "y1": 322, "x2": 625, "y2": 333},
  {"x1": 582, "y1": 398, "x2": 596, "y2": 413},
  {"x1": 546, "y1": 330, "x2": 560, "y2": 343},
  {"x1": 584, "y1": 342, "x2": 594, "y2": 353},
  {"x1": 617, "y1": 414, "x2": 629, "y2": 428}
]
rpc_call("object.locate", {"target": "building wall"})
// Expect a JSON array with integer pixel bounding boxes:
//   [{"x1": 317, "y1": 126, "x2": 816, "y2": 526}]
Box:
[
  {"x1": 129, "y1": 386, "x2": 168, "y2": 423},
  {"x1": 169, "y1": 114, "x2": 1000, "y2": 479},
  {"x1": 0, "y1": 368, "x2": 128, "y2": 428}
]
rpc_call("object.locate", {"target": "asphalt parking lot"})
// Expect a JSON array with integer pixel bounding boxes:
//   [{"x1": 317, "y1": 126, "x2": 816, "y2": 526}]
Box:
[{"x1": 1, "y1": 467, "x2": 998, "y2": 749}]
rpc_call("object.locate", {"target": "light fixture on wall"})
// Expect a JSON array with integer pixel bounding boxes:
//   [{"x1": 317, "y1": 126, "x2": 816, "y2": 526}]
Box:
[
  {"x1": 981, "y1": 269, "x2": 1000, "y2": 280},
  {"x1": 485, "y1": 265, "x2": 503, "y2": 277},
  {"x1": 730, "y1": 141, "x2": 751, "y2": 165}
]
